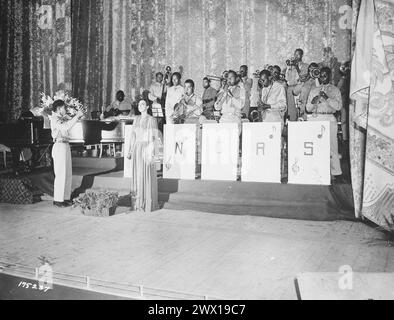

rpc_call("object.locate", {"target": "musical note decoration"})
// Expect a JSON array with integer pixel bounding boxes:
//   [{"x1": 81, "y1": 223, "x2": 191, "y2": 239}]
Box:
[
  {"x1": 317, "y1": 125, "x2": 326, "y2": 139},
  {"x1": 269, "y1": 126, "x2": 277, "y2": 139},
  {"x1": 292, "y1": 158, "x2": 300, "y2": 176}
]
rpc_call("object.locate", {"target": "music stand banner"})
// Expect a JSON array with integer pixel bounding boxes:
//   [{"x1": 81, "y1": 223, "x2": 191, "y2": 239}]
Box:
[
  {"x1": 201, "y1": 123, "x2": 239, "y2": 181},
  {"x1": 163, "y1": 124, "x2": 197, "y2": 180},
  {"x1": 287, "y1": 121, "x2": 331, "y2": 185},
  {"x1": 241, "y1": 122, "x2": 282, "y2": 183}
]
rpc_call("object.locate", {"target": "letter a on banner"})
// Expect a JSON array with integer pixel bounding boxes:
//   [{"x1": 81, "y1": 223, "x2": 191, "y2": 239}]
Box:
[
  {"x1": 201, "y1": 123, "x2": 239, "y2": 181},
  {"x1": 242, "y1": 122, "x2": 281, "y2": 183},
  {"x1": 287, "y1": 121, "x2": 331, "y2": 185},
  {"x1": 163, "y1": 124, "x2": 196, "y2": 180}
]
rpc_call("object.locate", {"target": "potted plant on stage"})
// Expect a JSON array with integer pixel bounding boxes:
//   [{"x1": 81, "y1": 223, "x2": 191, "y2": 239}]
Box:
[{"x1": 72, "y1": 189, "x2": 119, "y2": 217}]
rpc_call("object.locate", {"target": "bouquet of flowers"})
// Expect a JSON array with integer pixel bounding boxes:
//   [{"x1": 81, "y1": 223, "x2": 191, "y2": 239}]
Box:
[{"x1": 39, "y1": 90, "x2": 87, "y2": 119}]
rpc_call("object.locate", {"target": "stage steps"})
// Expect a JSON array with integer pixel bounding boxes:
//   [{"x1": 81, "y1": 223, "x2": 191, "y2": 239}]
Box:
[{"x1": 69, "y1": 169, "x2": 354, "y2": 221}]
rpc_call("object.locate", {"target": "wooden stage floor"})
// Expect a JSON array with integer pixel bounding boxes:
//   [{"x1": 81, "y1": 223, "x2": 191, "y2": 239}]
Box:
[{"x1": 0, "y1": 202, "x2": 393, "y2": 299}]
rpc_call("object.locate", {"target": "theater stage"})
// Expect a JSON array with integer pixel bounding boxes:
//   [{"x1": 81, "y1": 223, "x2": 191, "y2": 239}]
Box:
[
  {"x1": 0, "y1": 201, "x2": 392, "y2": 300},
  {"x1": 27, "y1": 156, "x2": 355, "y2": 221}
]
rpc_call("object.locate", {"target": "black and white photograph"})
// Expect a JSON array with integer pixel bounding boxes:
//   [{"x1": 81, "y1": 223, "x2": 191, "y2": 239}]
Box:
[{"x1": 0, "y1": 0, "x2": 393, "y2": 305}]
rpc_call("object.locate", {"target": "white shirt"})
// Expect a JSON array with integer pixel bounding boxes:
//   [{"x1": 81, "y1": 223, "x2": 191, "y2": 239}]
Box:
[
  {"x1": 260, "y1": 81, "x2": 287, "y2": 122},
  {"x1": 49, "y1": 114, "x2": 80, "y2": 141},
  {"x1": 148, "y1": 82, "x2": 164, "y2": 102}
]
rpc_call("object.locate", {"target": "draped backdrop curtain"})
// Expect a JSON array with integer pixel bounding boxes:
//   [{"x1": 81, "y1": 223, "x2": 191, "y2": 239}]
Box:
[
  {"x1": 71, "y1": 0, "x2": 104, "y2": 112},
  {"x1": 0, "y1": 0, "x2": 41, "y2": 121},
  {"x1": 0, "y1": 0, "x2": 72, "y2": 121},
  {"x1": 349, "y1": 0, "x2": 394, "y2": 230},
  {"x1": 71, "y1": 0, "x2": 352, "y2": 110}
]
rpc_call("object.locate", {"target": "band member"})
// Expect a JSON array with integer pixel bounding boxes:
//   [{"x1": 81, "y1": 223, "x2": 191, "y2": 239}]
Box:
[
  {"x1": 173, "y1": 79, "x2": 203, "y2": 124},
  {"x1": 148, "y1": 72, "x2": 165, "y2": 130},
  {"x1": 239, "y1": 65, "x2": 253, "y2": 119},
  {"x1": 272, "y1": 65, "x2": 288, "y2": 88},
  {"x1": 214, "y1": 70, "x2": 245, "y2": 131},
  {"x1": 320, "y1": 47, "x2": 341, "y2": 86},
  {"x1": 165, "y1": 72, "x2": 184, "y2": 124},
  {"x1": 127, "y1": 100, "x2": 161, "y2": 212},
  {"x1": 306, "y1": 67, "x2": 343, "y2": 182},
  {"x1": 292, "y1": 62, "x2": 319, "y2": 119},
  {"x1": 201, "y1": 77, "x2": 218, "y2": 122},
  {"x1": 103, "y1": 90, "x2": 133, "y2": 118},
  {"x1": 257, "y1": 69, "x2": 287, "y2": 125},
  {"x1": 285, "y1": 49, "x2": 309, "y2": 121},
  {"x1": 49, "y1": 100, "x2": 84, "y2": 207}
]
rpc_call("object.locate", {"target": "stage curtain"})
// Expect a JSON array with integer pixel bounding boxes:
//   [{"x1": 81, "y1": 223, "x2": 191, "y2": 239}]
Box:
[
  {"x1": 71, "y1": 0, "x2": 104, "y2": 113},
  {"x1": 350, "y1": 0, "x2": 394, "y2": 230},
  {"x1": 70, "y1": 0, "x2": 352, "y2": 111},
  {"x1": 0, "y1": 0, "x2": 40, "y2": 121},
  {"x1": 0, "y1": 0, "x2": 72, "y2": 122}
]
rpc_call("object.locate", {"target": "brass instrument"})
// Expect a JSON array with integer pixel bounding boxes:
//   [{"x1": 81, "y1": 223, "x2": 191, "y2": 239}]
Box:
[{"x1": 214, "y1": 88, "x2": 228, "y2": 111}]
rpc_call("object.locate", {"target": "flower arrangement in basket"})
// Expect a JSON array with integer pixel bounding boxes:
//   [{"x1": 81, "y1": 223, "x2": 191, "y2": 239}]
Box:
[
  {"x1": 39, "y1": 90, "x2": 87, "y2": 122},
  {"x1": 72, "y1": 189, "x2": 120, "y2": 217}
]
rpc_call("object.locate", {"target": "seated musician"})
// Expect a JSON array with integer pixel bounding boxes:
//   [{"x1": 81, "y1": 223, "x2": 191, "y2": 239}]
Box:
[
  {"x1": 173, "y1": 79, "x2": 203, "y2": 124},
  {"x1": 103, "y1": 90, "x2": 132, "y2": 118},
  {"x1": 165, "y1": 72, "x2": 184, "y2": 124},
  {"x1": 200, "y1": 77, "x2": 218, "y2": 123},
  {"x1": 306, "y1": 67, "x2": 344, "y2": 183},
  {"x1": 257, "y1": 69, "x2": 287, "y2": 125},
  {"x1": 214, "y1": 70, "x2": 245, "y2": 130}
]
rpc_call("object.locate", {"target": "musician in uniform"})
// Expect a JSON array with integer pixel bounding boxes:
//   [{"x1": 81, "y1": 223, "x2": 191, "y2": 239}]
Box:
[
  {"x1": 201, "y1": 77, "x2": 218, "y2": 122},
  {"x1": 165, "y1": 72, "x2": 184, "y2": 124},
  {"x1": 257, "y1": 69, "x2": 287, "y2": 126},
  {"x1": 306, "y1": 67, "x2": 344, "y2": 182},
  {"x1": 214, "y1": 70, "x2": 245, "y2": 132},
  {"x1": 49, "y1": 100, "x2": 84, "y2": 207}
]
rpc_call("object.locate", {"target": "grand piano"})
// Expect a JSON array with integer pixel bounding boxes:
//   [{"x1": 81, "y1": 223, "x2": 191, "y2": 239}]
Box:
[
  {"x1": 0, "y1": 115, "x2": 53, "y2": 171},
  {"x1": 0, "y1": 114, "x2": 134, "y2": 170}
]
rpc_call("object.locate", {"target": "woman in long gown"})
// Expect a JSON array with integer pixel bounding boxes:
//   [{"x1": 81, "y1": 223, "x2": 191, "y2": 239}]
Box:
[{"x1": 127, "y1": 100, "x2": 162, "y2": 212}]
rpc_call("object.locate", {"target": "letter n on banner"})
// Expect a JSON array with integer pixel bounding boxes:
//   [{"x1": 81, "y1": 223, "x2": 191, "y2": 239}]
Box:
[
  {"x1": 287, "y1": 121, "x2": 331, "y2": 185},
  {"x1": 163, "y1": 124, "x2": 196, "y2": 180},
  {"x1": 241, "y1": 122, "x2": 281, "y2": 183},
  {"x1": 201, "y1": 123, "x2": 239, "y2": 181}
]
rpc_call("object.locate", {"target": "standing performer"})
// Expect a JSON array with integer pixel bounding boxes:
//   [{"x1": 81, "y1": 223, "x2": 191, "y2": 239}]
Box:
[
  {"x1": 214, "y1": 70, "x2": 245, "y2": 133},
  {"x1": 49, "y1": 100, "x2": 84, "y2": 207},
  {"x1": 306, "y1": 67, "x2": 344, "y2": 183},
  {"x1": 239, "y1": 65, "x2": 253, "y2": 119},
  {"x1": 127, "y1": 100, "x2": 162, "y2": 212},
  {"x1": 257, "y1": 69, "x2": 287, "y2": 125},
  {"x1": 285, "y1": 49, "x2": 309, "y2": 121},
  {"x1": 148, "y1": 72, "x2": 165, "y2": 131},
  {"x1": 165, "y1": 72, "x2": 184, "y2": 124}
]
